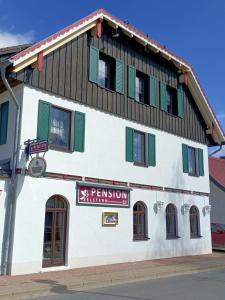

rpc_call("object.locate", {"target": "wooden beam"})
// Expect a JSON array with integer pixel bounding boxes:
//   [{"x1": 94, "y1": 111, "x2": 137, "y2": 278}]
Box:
[
  {"x1": 135, "y1": 37, "x2": 147, "y2": 46},
  {"x1": 121, "y1": 29, "x2": 133, "y2": 38},
  {"x1": 147, "y1": 45, "x2": 159, "y2": 53},
  {"x1": 107, "y1": 20, "x2": 118, "y2": 29},
  {"x1": 12, "y1": 22, "x2": 96, "y2": 73},
  {"x1": 160, "y1": 51, "x2": 171, "y2": 61}
]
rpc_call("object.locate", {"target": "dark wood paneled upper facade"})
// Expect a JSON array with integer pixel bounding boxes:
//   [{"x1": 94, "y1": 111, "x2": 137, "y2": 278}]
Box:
[{"x1": 9, "y1": 22, "x2": 214, "y2": 146}]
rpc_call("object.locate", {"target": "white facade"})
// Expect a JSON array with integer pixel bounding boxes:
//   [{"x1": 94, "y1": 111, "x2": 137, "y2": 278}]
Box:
[{"x1": 0, "y1": 84, "x2": 212, "y2": 275}]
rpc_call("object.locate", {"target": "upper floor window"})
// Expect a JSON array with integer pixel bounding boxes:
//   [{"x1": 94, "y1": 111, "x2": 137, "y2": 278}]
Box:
[
  {"x1": 166, "y1": 204, "x2": 178, "y2": 239},
  {"x1": 133, "y1": 131, "x2": 146, "y2": 165},
  {"x1": 160, "y1": 82, "x2": 184, "y2": 118},
  {"x1": 50, "y1": 106, "x2": 71, "y2": 150},
  {"x1": 135, "y1": 71, "x2": 148, "y2": 104},
  {"x1": 37, "y1": 100, "x2": 85, "y2": 153},
  {"x1": 182, "y1": 144, "x2": 204, "y2": 177},
  {"x1": 167, "y1": 86, "x2": 178, "y2": 115},
  {"x1": 188, "y1": 147, "x2": 197, "y2": 176},
  {"x1": 89, "y1": 46, "x2": 125, "y2": 93},
  {"x1": 98, "y1": 52, "x2": 115, "y2": 90},
  {"x1": 126, "y1": 127, "x2": 156, "y2": 167},
  {"x1": 133, "y1": 201, "x2": 147, "y2": 240},
  {"x1": 190, "y1": 206, "x2": 200, "y2": 238}
]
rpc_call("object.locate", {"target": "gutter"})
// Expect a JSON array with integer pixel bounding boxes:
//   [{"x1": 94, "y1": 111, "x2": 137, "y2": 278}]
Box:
[
  {"x1": 0, "y1": 61, "x2": 21, "y2": 275},
  {"x1": 209, "y1": 142, "x2": 225, "y2": 157}
]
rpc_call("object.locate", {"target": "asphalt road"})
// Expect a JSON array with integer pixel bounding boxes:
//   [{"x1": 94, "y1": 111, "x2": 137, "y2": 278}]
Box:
[{"x1": 34, "y1": 268, "x2": 225, "y2": 300}]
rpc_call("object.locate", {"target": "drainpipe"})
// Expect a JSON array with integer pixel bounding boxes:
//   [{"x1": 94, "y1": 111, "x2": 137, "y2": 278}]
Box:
[{"x1": 0, "y1": 61, "x2": 21, "y2": 275}]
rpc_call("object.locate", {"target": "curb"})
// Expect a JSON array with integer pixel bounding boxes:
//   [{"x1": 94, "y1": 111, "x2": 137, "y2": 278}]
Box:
[{"x1": 1, "y1": 264, "x2": 225, "y2": 300}]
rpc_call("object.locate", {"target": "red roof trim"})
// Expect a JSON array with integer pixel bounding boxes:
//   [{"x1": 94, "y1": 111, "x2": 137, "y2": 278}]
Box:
[
  {"x1": 8, "y1": 8, "x2": 225, "y2": 140},
  {"x1": 10, "y1": 9, "x2": 104, "y2": 62},
  {"x1": 209, "y1": 157, "x2": 225, "y2": 188},
  {"x1": 10, "y1": 8, "x2": 190, "y2": 67}
]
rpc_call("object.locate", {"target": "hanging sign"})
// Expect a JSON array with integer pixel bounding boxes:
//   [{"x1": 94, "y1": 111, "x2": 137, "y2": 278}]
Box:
[
  {"x1": 28, "y1": 140, "x2": 48, "y2": 155},
  {"x1": 28, "y1": 157, "x2": 47, "y2": 177},
  {"x1": 77, "y1": 183, "x2": 130, "y2": 207}
]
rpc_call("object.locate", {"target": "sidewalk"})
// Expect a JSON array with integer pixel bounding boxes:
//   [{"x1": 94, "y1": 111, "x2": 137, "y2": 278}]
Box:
[{"x1": 1, "y1": 252, "x2": 225, "y2": 300}]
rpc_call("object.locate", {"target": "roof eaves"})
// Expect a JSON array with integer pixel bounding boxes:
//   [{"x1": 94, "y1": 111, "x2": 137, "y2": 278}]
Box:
[{"x1": 7, "y1": 8, "x2": 225, "y2": 144}]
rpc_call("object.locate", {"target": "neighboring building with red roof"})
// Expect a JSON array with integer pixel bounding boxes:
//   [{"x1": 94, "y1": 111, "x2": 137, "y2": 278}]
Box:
[{"x1": 209, "y1": 157, "x2": 225, "y2": 223}]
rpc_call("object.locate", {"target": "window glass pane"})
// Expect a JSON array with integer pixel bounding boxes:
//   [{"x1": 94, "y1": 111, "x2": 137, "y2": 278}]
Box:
[
  {"x1": 190, "y1": 206, "x2": 199, "y2": 237},
  {"x1": 133, "y1": 202, "x2": 146, "y2": 239},
  {"x1": 188, "y1": 147, "x2": 196, "y2": 175},
  {"x1": 167, "y1": 90, "x2": 173, "y2": 113},
  {"x1": 166, "y1": 204, "x2": 177, "y2": 238},
  {"x1": 135, "y1": 76, "x2": 144, "y2": 102},
  {"x1": 50, "y1": 107, "x2": 70, "y2": 148},
  {"x1": 98, "y1": 59, "x2": 109, "y2": 88},
  {"x1": 134, "y1": 131, "x2": 145, "y2": 164}
]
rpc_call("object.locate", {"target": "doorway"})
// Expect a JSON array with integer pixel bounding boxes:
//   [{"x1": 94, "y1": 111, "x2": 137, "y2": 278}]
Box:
[{"x1": 42, "y1": 195, "x2": 67, "y2": 268}]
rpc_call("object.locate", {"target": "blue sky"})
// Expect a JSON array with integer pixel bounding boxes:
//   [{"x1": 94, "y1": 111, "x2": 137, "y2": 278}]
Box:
[{"x1": 0, "y1": 0, "x2": 225, "y2": 132}]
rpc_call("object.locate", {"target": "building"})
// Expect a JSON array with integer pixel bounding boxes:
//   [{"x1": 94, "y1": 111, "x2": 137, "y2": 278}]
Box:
[
  {"x1": 0, "y1": 9, "x2": 224, "y2": 276},
  {"x1": 209, "y1": 157, "x2": 225, "y2": 224}
]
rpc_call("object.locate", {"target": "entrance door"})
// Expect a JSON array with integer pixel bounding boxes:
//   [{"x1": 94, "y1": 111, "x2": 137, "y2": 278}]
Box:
[{"x1": 42, "y1": 195, "x2": 67, "y2": 268}]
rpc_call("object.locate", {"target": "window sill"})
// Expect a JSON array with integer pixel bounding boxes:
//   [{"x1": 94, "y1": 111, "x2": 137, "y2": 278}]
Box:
[
  {"x1": 97, "y1": 84, "x2": 116, "y2": 94},
  {"x1": 188, "y1": 173, "x2": 199, "y2": 178},
  {"x1": 164, "y1": 111, "x2": 182, "y2": 119},
  {"x1": 190, "y1": 235, "x2": 202, "y2": 239},
  {"x1": 133, "y1": 237, "x2": 150, "y2": 242},
  {"x1": 133, "y1": 162, "x2": 148, "y2": 168},
  {"x1": 49, "y1": 145, "x2": 73, "y2": 153},
  {"x1": 166, "y1": 236, "x2": 180, "y2": 240}
]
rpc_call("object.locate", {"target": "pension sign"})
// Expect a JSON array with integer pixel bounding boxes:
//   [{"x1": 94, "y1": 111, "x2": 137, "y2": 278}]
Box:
[{"x1": 77, "y1": 184, "x2": 130, "y2": 207}]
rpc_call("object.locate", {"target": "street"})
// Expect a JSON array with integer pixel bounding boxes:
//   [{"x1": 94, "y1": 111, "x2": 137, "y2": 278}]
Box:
[{"x1": 34, "y1": 268, "x2": 225, "y2": 300}]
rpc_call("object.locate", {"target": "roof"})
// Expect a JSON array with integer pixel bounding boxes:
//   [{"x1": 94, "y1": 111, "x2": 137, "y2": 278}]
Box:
[
  {"x1": 209, "y1": 157, "x2": 225, "y2": 188},
  {"x1": 3, "y1": 9, "x2": 225, "y2": 145},
  {"x1": 0, "y1": 44, "x2": 31, "y2": 55},
  {"x1": 0, "y1": 44, "x2": 31, "y2": 63}
]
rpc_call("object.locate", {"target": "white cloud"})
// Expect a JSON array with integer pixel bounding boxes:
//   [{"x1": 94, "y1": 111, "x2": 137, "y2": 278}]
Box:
[
  {"x1": 0, "y1": 30, "x2": 34, "y2": 47},
  {"x1": 217, "y1": 113, "x2": 225, "y2": 120}
]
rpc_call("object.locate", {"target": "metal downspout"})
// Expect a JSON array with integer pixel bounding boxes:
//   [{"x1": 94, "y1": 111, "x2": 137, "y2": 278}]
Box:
[
  {"x1": 0, "y1": 61, "x2": 21, "y2": 275},
  {"x1": 209, "y1": 141, "x2": 225, "y2": 157}
]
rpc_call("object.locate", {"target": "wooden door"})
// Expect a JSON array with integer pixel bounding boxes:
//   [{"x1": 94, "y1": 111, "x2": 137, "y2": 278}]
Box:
[{"x1": 42, "y1": 196, "x2": 67, "y2": 268}]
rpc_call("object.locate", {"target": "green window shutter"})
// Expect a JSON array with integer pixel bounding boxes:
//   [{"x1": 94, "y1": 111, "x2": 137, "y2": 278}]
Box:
[
  {"x1": 0, "y1": 101, "x2": 9, "y2": 145},
  {"x1": 74, "y1": 111, "x2": 85, "y2": 152},
  {"x1": 116, "y1": 59, "x2": 124, "y2": 94},
  {"x1": 148, "y1": 133, "x2": 156, "y2": 167},
  {"x1": 182, "y1": 144, "x2": 189, "y2": 173},
  {"x1": 198, "y1": 148, "x2": 204, "y2": 176},
  {"x1": 126, "y1": 127, "x2": 134, "y2": 162},
  {"x1": 160, "y1": 81, "x2": 167, "y2": 112},
  {"x1": 128, "y1": 65, "x2": 136, "y2": 99},
  {"x1": 37, "y1": 100, "x2": 51, "y2": 141},
  {"x1": 89, "y1": 46, "x2": 99, "y2": 84},
  {"x1": 149, "y1": 76, "x2": 157, "y2": 107},
  {"x1": 177, "y1": 86, "x2": 184, "y2": 118}
]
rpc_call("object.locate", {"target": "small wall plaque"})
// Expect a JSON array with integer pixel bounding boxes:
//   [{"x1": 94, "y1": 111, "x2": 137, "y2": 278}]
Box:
[{"x1": 102, "y1": 212, "x2": 118, "y2": 226}]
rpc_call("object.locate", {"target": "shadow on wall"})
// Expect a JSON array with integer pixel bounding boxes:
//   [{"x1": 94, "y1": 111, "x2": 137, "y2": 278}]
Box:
[
  {"x1": 1, "y1": 149, "x2": 27, "y2": 274},
  {"x1": 171, "y1": 158, "x2": 185, "y2": 190}
]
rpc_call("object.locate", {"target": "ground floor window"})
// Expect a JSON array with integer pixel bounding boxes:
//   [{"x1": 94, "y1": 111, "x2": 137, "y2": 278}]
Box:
[
  {"x1": 43, "y1": 195, "x2": 67, "y2": 268},
  {"x1": 133, "y1": 201, "x2": 147, "y2": 240},
  {"x1": 166, "y1": 204, "x2": 178, "y2": 239},
  {"x1": 190, "y1": 205, "x2": 200, "y2": 238}
]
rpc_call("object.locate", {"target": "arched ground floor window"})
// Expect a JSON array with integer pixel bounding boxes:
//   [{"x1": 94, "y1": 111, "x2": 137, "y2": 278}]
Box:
[
  {"x1": 190, "y1": 205, "x2": 200, "y2": 238},
  {"x1": 166, "y1": 204, "x2": 178, "y2": 239},
  {"x1": 133, "y1": 201, "x2": 147, "y2": 240}
]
